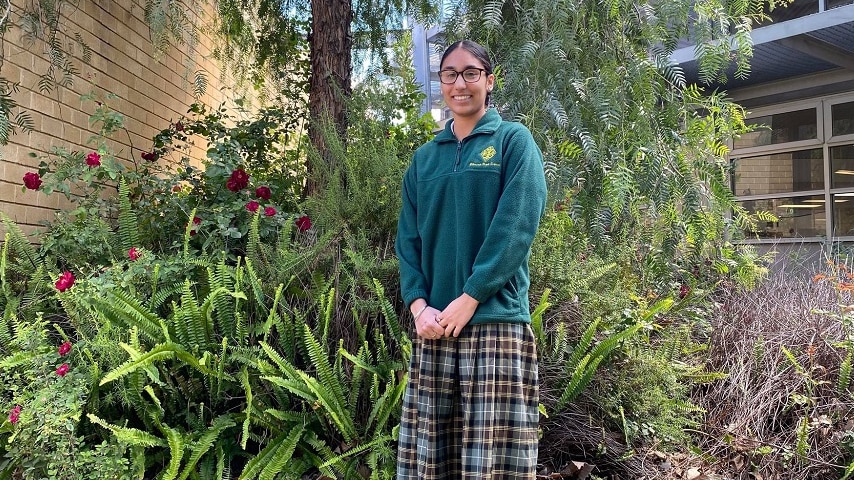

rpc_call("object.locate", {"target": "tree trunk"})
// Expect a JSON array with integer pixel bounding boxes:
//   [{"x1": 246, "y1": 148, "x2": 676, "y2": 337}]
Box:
[{"x1": 306, "y1": 0, "x2": 353, "y2": 196}]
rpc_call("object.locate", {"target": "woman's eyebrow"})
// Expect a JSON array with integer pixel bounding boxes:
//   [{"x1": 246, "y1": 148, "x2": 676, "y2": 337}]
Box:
[{"x1": 440, "y1": 64, "x2": 481, "y2": 70}]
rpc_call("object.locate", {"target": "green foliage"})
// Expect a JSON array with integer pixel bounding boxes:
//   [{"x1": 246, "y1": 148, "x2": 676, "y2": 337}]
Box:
[
  {"x1": 0, "y1": 316, "x2": 133, "y2": 479},
  {"x1": 0, "y1": 80, "x2": 34, "y2": 150},
  {"x1": 305, "y1": 32, "x2": 436, "y2": 249},
  {"x1": 449, "y1": 0, "x2": 772, "y2": 265},
  {"x1": 17, "y1": 0, "x2": 90, "y2": 95},
  {"x1": 256, "y1": 280, "x2": 409, "y2": 478}
]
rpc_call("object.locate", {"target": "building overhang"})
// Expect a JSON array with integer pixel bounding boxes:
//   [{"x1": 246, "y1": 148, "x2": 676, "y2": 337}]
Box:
[{"x1": 671, "y1": 3, "x2": 854, "y2": 101}]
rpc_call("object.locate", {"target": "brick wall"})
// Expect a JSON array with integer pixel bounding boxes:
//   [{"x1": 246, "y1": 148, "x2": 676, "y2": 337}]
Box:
[{"x1": 0, "y1": 0, "x2": 253, "y2": 237}]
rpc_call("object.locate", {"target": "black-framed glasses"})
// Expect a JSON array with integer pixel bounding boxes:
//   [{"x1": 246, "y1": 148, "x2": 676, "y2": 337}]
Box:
[{"x1": 438, "y1": 68, "x2": 486, "y2": 84}]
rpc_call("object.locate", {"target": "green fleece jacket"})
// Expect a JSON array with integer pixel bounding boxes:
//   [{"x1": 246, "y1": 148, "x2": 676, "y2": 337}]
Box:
[{"x1": 395, "y1": 109, "x2": 547, "y2": 325}]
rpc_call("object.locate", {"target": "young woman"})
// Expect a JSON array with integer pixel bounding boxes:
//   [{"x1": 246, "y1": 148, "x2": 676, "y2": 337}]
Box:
[{"x1": 395, "y1": 40, "x2": 548, "y2": 479}]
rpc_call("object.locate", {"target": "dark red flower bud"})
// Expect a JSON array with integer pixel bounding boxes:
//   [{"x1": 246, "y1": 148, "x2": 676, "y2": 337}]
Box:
[
  {"x1": 56, "y1": 363, "x2": 70, "y2": 377},
  {"x1": 58, "y1": 341, "x2": 72, "y2": 356}
]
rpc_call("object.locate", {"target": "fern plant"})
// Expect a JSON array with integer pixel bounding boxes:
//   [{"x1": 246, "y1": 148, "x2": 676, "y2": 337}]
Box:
[{"x1": 255, "y1": 279, "x2": 410, "y2": 479}]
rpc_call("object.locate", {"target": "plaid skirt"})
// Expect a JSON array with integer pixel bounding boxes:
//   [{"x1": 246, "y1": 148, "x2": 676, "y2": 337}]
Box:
[{"x1": 396, "y1": 322, "x2": 539, "y2": 480}]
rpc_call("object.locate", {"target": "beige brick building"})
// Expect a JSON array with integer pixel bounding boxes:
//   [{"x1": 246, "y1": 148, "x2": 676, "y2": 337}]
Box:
[{"x1": 0, "y1": 0, "x2": 254, "y2": 237}]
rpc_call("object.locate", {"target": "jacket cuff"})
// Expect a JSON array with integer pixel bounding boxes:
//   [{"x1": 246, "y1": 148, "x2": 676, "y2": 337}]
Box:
[{"x1": 404, "y1": 289, "x2": 429, "y2": 309}]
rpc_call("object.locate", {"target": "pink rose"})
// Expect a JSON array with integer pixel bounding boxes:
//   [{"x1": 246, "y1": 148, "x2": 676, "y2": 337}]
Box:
[
  {"x1": 56, "y1": 363, "x2": 70, "y2": 377},
  {"x1": 58, "y1": 341, "x2": 72, "y2": 356},
  {"x1": 55, "y1": 271, "x2": 75, "y2": 292},
  {"x1": 8, "y1": 405, "x2": 21, "y2": 425}
]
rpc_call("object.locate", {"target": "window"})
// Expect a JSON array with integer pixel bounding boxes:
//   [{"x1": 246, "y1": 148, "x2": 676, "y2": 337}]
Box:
[
  {"x1": 734, "y1": 108, "x2": 818, "y2": 149},
  {"x1": 732, "y1": 96, "x2": 854, "y2": 242},
  {"x1": 832, "y1": 102, "x2": 854, "y2": 137}
]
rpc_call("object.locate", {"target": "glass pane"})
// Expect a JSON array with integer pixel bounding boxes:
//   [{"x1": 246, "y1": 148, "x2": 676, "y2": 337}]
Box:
[
  {"x1": 755, "y1": 0, "x2": 819, "y2": 26},
  {"x1": 732, "y1": 148, "x2": 824, "y2": 196},
  {"x1": 832, "y1": 102, "x2": 854, "y2": 137},
  {"x1": 828, "y1": 0, "x2": 854, "y2": 9},
  {"x1": 734, "y1": 108, "x2": 818, "y2": 149},
  {"x1": 833, "y1": 192, "x2": 854, "y2": 236},
  {"x1": 739, "y1": 195, "x2": 826, "y2": 238},
  {"x1": 831, "y1": 144, "x2": 854, "y2": 188}
]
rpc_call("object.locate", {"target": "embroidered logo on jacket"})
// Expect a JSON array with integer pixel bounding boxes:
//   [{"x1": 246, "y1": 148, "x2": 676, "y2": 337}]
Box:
[{"x1": 471, "y1": 146, "x2": 500, "y2": 168}]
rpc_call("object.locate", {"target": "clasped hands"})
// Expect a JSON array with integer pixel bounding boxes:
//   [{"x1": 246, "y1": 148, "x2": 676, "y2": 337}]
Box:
[{"x1": 413, "y1": 293, "x2": 479, "y2": 340}]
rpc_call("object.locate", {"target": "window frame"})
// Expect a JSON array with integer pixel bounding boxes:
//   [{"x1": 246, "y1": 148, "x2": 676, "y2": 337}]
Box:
[{"x1": 730, "y1": 93, "x2": 854, "y2": 243}]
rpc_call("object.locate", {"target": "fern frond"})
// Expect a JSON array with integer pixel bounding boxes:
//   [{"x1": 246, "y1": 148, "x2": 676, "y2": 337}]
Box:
[
  {"x1": 87, "y1": 413, "x2": 166, "y2": 447},
  {"x1": 302, "y1": 322, "x2": 346, "y2": 415},
  {"x1": 240, "y1": 367, "x2": 252, "y2": 450},
  {"x1": 839, "y1": 349, "x2": 853, "y2": 396},
  {"x1": 258, "y1": 424, "x2": 305, "y2": 480},
  {"x1": 238, "y1": 424, "x2": 305, "y2": 480},
  {"x1": 158, "y1": 422, "x2": 185, "y2": 480},
  {"x1": 100, "y1": 343, "x2": 178, "y2": 385},
  {"x1": 91, "y1": 289, "x2": 165, "y2": 343},
  {"x1": 177, "y1": 415, "x2": 236, "y2": 480},
  {"x1": 116, "y1": 178, "x2": 140, "y2": 252}
]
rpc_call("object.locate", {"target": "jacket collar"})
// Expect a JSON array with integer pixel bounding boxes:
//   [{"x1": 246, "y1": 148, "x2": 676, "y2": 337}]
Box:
[{"x1": 434, "y1": 109, "x2": 502, "y2": 143}]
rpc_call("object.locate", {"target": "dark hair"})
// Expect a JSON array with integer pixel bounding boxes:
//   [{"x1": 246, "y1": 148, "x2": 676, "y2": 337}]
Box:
[{"x1": 440, "y1": 40, "x2": 493, "y2": 107}]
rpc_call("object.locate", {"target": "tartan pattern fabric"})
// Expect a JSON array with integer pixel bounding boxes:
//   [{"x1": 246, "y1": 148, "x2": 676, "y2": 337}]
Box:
[{"x1": 396, "y1": 323, "x2": 539, "y2": 479}]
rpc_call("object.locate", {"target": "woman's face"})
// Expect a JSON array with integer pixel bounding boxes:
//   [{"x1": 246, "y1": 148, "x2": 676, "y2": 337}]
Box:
[{"x1": 439, "y1": 47, "x2": 495, "y2": 121}]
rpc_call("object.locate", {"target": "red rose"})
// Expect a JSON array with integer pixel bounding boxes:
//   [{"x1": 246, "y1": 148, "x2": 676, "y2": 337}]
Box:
[
  {"x1": 227, "y1": 169, "x2": 249, "y2": 192},
  {"x1": 85, "y1": 151, "x2": 101, "y2": 167},
  {"x1": 55, "y1": 271, "x2": 75, "y2": 292},
  {"x1": 56, "y1": 363, "x2": 70, "y2": 377},
  {"x1": 295, "y1": 215, "x2": 312, "y2": 232},
  {"x1": 246, "y1": 201, "x2": 260, "y2": 213},
  {"x1": 264, "y1": 206, "x2": 276, "y2": 217},
  {"x1": 255, "y1": 186, "x2": 271, "y2": 200},
  {"x1": 58, "y1": 341, "x2": 72, "y2": 356},
  {"x1": 678, "y1": 284, "x2": 690, "y2": 299},
  {"x1": 8, "y1": 405, "x2": 21, "y2": 425},
  {"x1": 23, "y1": 172, "x2": 42, "y2": 190},
  {"x1": 141, "y1": 151, "x2": 158, "y2": 161},
  {"x1": 231, "y1": 169, "x2": 249, "y2": 184},
  {"x1": 128, "y1": 247, "x2": 141, "y2": 261}
]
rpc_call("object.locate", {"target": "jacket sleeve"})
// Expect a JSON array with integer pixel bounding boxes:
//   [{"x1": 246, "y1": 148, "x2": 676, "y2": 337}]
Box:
[
  {"x1": 395, "y1": 162, "x2": 429, "y2": 307},
  {"x1": 462, "y1": 125, "x2": 547, "y2": 302}
]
